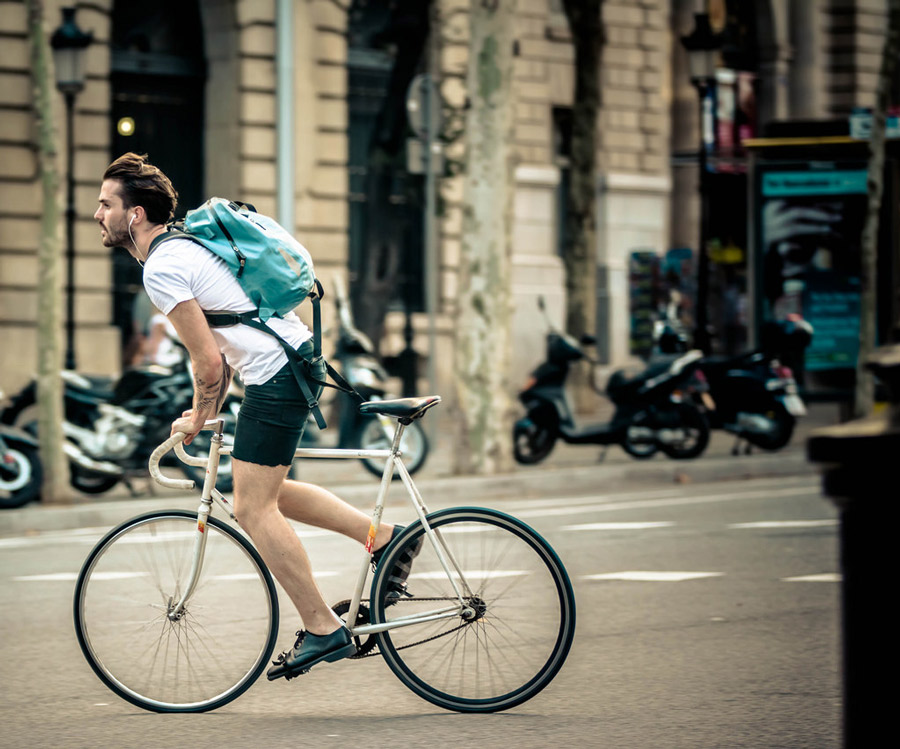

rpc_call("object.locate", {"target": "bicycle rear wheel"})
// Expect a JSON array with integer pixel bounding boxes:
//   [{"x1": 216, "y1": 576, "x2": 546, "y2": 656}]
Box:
[
  {"x1": 74, "y1": 510, "x2": 279, "y2": 713},
  {"x1": 371, "y1": 508, "x2": 576, "y2": 712}
]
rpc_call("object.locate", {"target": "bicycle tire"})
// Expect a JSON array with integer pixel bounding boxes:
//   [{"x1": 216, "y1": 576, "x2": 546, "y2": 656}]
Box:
[
  {"x1": 371, "y1": 508, "x2": 576, "y2": 712},
  {"x1": 359, "y1": 418, "x2": 428, "y2": 479},
  {"x1": 74, "y1": 510, "x2": 279, "y2": 713}
]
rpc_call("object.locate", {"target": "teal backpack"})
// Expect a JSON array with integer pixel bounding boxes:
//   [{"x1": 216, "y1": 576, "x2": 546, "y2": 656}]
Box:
[{"x1": 148, "y1": 198, "x2": 359, "y2": 428}]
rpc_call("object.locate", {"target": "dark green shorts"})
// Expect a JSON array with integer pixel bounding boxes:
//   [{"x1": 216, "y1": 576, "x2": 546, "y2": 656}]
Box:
[{"x1": 231, "y1": 343, "x2": 323, "y2": 467}]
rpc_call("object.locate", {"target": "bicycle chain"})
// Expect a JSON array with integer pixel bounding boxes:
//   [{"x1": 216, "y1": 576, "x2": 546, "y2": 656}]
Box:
[{"x1": 332, "y1": 598, "x2": 471, "y2": 659}]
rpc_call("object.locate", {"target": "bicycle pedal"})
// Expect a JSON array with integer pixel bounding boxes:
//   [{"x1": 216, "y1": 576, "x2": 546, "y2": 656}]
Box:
[{"x1": 267, "y1": 662, "x2": 310, "y2": 681}]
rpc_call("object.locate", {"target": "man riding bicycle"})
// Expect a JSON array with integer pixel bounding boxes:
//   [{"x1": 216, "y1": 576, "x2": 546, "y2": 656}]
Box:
[{"x1": 95, "y1": 153, "x2": 413, "y2": 677}]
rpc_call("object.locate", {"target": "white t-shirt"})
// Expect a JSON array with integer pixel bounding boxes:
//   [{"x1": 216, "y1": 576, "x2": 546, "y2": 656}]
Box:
[
  {"x1": 142, "y1": 237, "x2": 312, "y2": 385},
  {"x1": 146, "y1": 312, "x2": 183, "y2": 367}
]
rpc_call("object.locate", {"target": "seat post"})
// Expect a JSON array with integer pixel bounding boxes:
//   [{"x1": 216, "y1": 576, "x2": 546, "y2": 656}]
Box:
[{"x1": 390, "y1": 420, "x2": 406, "y2": 457}]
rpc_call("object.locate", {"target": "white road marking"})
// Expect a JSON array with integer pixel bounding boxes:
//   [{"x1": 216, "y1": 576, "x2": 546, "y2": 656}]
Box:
[
  {"x1": 411, "y1": 570, "x2": 528, "y2": 580},
  {"x1": 583, "y1": 571, "x2": 725, "y2": 582},
  {"x1": 782, "y1": 573, "x2": 841, "y2": 582},
  {"x1": 515, "y1": 486, "x2": 817, "y2": 519},
  {"x1": 563, "y1": 521, "x2": 675, "y2": 531},
  {"x1": 0, "y1": 526, "x2": 327, "y2": 549},
  {"x1": 729, "y1": 520, "x2": 838, "y2": 529},
  {"x1": 12, "y1": 571, "x2": 148, "y2": 582},
  {"x1": 13, "y1": 570, "x2": 340, "y2": 583}
]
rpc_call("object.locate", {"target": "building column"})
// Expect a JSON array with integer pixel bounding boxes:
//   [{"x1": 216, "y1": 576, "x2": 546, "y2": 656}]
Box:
[
  {"x1": 510, "y1": 164, "x2": 565, "y2": 380},
  {"x1": 596, "y1": 172, "x2": 672, "y2": 366}
]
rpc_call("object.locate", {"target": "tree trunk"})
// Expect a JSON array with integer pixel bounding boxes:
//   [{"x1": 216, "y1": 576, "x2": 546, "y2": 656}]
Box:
[
  {"x1": 453, "y1": 0, "x2": 517, "y2": 474},
  {"x1": 854, "y1": 0, "x2": 900, "y2": 418},
  {"x1": 26, "y1": 0, "x2": 73, "y2": 502},
  {"x1": 562, "y1": 0, "x2": 603, "y2": 412}
]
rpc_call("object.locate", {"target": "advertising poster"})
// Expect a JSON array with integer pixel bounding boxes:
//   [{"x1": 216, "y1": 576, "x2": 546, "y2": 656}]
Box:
[
  {"x1": 758, "y1": 165, "x2": 867, "y2": 371},
  {"x1": 628, "y1": 251, "x2": 660, "y2": 359}
]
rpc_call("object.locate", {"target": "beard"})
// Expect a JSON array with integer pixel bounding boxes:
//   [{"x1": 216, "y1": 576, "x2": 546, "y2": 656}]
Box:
[{"x1": 99, "y1": 221, "x2": 130, "y2": 249}]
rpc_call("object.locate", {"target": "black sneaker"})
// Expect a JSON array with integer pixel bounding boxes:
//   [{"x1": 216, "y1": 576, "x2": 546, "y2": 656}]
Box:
[
  {"x1": 266, "y1": 627, "x2": 356, "y2": 681},
  {"x1": 371, "y1": 525, "x2": 423, "y2": 601}
]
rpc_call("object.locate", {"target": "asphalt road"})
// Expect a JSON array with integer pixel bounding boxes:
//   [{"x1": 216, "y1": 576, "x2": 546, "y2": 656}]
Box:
[{"x1": 0, "y1": 473, "x2": 840, "y2": 749}]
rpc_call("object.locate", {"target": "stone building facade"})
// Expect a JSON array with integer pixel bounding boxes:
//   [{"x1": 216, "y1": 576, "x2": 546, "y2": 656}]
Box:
[{"x1": 0, "y1": 0, "x2": 894, "y2": 402}]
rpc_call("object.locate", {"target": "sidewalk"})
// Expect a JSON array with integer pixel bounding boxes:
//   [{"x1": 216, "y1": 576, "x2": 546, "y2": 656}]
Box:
[{"x1": 0, "y1": 403, "x2": 839, "y2": 537}]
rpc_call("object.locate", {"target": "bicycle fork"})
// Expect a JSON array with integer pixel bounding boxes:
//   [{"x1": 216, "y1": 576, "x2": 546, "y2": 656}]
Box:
[{"x1": 167, "y1": 425, "x2": 226, "y2": 621}]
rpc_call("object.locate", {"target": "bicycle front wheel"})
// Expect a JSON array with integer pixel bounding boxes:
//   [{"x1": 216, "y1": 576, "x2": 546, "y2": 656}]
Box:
[
  {"x1": 371, "y1": 508, "x2": 576, "y2": 712},
  {"x1": 74, "y1": 510, "x2": 279, "y2": 713}
]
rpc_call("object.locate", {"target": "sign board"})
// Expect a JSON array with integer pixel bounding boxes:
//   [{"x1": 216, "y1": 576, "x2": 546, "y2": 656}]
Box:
[
  {"x1": 406, "y1": 73, "x2": 441, "y2": 140},
  {"x1": 849, "y1": 107, "x2": 900, "y2": 140},
  {"x1": 756, "y1": 163, "x2": 867, "y2": 372}
]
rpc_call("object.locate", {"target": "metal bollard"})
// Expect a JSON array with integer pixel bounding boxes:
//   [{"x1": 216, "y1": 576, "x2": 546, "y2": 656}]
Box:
[{"x1": 806, "y1": 344, "x2": 900, "y2": 748}]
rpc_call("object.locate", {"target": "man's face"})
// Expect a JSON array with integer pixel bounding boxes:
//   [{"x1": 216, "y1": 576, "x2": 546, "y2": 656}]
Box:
[{"x1": 94, "y1": 180, "x2": 133, "y2": 252}]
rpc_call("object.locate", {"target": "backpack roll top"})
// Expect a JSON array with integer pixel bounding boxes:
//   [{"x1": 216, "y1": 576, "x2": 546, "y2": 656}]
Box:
[{"x1": 182, "y1": 197, "x2": 316, "y2": 321}]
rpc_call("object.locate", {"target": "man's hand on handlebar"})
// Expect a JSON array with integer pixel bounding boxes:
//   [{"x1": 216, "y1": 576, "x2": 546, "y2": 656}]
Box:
[{"x1": 171, "y1": 409, "x2": 205, "y2": 445}]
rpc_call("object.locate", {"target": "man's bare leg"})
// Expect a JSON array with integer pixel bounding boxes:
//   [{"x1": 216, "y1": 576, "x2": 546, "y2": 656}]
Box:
[
  {"x1": 276, "y1": 479, "x2": 395, "y2": 552},
  {"x1": 232, "y1": 459, "x2": 341, "y2": 635}
]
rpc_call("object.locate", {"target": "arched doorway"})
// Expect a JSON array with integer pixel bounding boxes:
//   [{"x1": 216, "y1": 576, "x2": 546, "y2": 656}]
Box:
[{"x1": 109, "y1": 0, "x2": 206, "y2": 366}]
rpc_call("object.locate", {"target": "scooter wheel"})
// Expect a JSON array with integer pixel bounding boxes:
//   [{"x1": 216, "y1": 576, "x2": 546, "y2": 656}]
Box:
[
  {"x1": 0, "y1": 439, "x2": 42, "y2": 508},
  {"x1": 359, "y1": 417, "x2": 429, "y2": 479},
  {"x1": 71, "y1": 464, "x2": 121, "y2": 495},
  {"x1": 621, "y1": 431, "x2": 659, "y2": 459},
  {"x1": 658, "y1": 403, "x2": 710, "y2": 460},
  {"x1": 745, "y1": 404, "x2": 795, "y2": 451},
  {"x1": 513, "y1": 419, "x2": 557, "y2": 465}
]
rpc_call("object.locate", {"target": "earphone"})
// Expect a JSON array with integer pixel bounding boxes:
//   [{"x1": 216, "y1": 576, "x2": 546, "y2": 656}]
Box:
[{"x1": 127, "y1": 212, "x2": 142, "y2": 265}]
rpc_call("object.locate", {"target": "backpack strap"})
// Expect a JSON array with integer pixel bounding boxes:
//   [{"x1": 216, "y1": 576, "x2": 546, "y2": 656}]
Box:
[
  {"x1": 146, "y1": 226, "x2": 206, "y2": 261},
  {"x1": 205, "y1": 304, "x2": 363, "y2": 430},
  {"x1": 146, "y1": 228, "x2": 177, "y2": 259}
]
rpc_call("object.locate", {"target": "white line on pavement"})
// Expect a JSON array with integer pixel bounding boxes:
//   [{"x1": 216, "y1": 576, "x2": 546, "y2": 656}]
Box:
[
  {"x1": 515, "y1": 485, "x2": 817, "y2": 519},
  {"x1": 562, "y1": 521, "x2": 675, "y2": 531},
  {"x1": 782, "y1": 573, "x2": 841, "y2": 582},
  {"x1": 582, "y1": 571, "x2": 725, "y2": 582},
  {"x1": 729, "y1": 520, "x2": 838, "y2": 529}
]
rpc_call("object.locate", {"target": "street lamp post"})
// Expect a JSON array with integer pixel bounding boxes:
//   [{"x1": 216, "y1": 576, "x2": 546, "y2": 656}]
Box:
[
  {"x1": 51, "y1": 7, "x2": 92, "y2": 371},
  {"x1": 681, "y1": 13, "x2": 721, "y2": 355}
]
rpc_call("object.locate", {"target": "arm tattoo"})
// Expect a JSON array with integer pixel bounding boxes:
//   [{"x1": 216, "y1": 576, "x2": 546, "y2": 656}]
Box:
[
  {"x1": 193, "y1": 355, "x2": 233, "y2": 415},
  {"x1": 194, "y1": 375, "x2": 221, "y2": 413}
]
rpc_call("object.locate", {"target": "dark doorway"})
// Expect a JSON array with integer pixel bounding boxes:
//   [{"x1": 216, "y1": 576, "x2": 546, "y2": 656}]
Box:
[
  {"x1": 109, "y1": 0, "x2": 206, "y2": 366},
  {"x1": 347, "y1": 0, "x2": 429, "y2": 349}
]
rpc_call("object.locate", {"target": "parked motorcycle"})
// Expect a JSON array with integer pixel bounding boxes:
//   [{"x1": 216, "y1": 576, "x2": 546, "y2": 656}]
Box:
[
  {"x1": 0, "y1": 389, "x2": 42, "y2": 508},
  {"x1": 323, "y1": 277, "x2": 428, "y2": 478},
  {"x1": 513, "y1": 298, "x2": 710, "y2": 464},
  {"x1": 0, "y1": 351, "x2": 240, "y2": 495},
  {"x1": 656, "y1": 316, "x2": 813, "y2": 454}
]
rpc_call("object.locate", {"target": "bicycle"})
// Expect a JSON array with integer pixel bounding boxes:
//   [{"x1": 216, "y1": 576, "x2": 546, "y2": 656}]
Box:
[{"x1": 73, "y1": 395, "x2": 576, "y2": 714}]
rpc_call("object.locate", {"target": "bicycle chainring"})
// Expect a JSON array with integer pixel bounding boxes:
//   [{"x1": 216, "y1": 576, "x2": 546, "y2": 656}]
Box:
[{"x1": 331, "y1": 600, "x2": 378, "y2": 658}]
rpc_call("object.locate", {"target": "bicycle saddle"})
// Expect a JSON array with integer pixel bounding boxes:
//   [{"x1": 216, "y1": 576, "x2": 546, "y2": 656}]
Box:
[{"x1": 358, "y1": 395, "x2": 442, "y2": 424}]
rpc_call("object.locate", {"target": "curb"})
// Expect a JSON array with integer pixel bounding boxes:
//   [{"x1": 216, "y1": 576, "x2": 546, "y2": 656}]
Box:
[{"x1": 0, "y1": 446, "x2": 817, "y2": 537}]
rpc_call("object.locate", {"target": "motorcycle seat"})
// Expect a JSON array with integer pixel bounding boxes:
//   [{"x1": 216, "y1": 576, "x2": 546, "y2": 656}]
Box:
[
  {"x1": 607, "y1": 358, "x2": 674, "y2": 394},
  {"x1": 359, "y1": 395, "x2": 442, "y2": 424},
  {"x1": 700, "y1": 352, "x2": 766, "y2": 374}
]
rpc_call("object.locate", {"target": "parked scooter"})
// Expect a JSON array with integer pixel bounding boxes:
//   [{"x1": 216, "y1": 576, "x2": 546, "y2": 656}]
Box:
[
  {"x1": 0, "y1": 349, "x2": 241, "y2": 495},
  {"x1": 513, "y1": 298, "x2": 710, "y2": 464},
  {"x1": 655, "y1": 316, "x2": 813, "y2": 454},
  {"x1": 0, "y1": 389, "x2": 42, "y2": 508},
  {"x1": 323, "y1": 277, "x2": 429, "y2": 478}
]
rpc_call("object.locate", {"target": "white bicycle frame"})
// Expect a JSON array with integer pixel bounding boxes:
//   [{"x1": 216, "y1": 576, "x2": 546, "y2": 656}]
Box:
[{"x1": 148, "y1": 416, "x2": 477, "y2": 635}]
